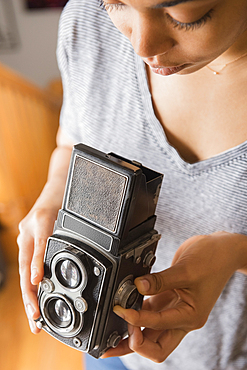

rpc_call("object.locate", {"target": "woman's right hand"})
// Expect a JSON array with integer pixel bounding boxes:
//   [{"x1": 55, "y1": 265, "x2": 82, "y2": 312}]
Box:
[
  {"x1": 18, "y1": 206, "x2": 58, "y2": 333},
  {"x1": 17, "y1": 127, "x2": 75, "y2": 333}
]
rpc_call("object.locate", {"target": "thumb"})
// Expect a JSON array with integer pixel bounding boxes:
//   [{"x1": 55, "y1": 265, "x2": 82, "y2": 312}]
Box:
[{"x1": 135, "y1": 264, "x2": 188, "y2": 295}]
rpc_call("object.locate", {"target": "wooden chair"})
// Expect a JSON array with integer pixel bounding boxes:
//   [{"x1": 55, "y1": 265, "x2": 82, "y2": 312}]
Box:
[{"x1": 0, "y1": 63, "x2": 61, "y2": 264}]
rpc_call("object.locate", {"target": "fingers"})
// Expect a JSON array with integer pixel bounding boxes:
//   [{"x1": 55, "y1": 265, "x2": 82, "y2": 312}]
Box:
[
  {"x1": 105, "y1": 233, "x2": 234, "y2": 362},
  {"x1": 18, "y1": 231, "x2": 41, "y2": 333},
  {"x1": 134, "y1": 235, "x2": 210, "y2": 297},
  {"x1": 113, "y1": 301, "x2": 194, "y2": 331},
  {"x1": 30, "y1": 210, "x2": 56, "y2": 285},
  {"x1": 134, "y1": 264, "x2": 190, "y2": 296},
  {"x1": 101, "y1": 337, "x2": 133, "y2": 358},
  {"x1": 102, "y1": 325, "x2": 187, "y2": 363},
  {"x1": 18, "y1": 209, "x2": 56, "y2": 333},
  {"x1": 142, "y1": 290, "x2": 180, "y2": 312},
  {"x1": 30, "y1": 237, "x2": 46, "y2": 285},
  {"x1": 171, "y1": 234, "x2": 205, "y2": 265},
  {"x1": 102, "y1": 325, "x2": 187, "y2": 362},
  {"x1": 127, "y1": 326, "x2": 186, "y2": 363},
  {"x1": 134, "y1": 235, "x2": 209, "y2": 297}
]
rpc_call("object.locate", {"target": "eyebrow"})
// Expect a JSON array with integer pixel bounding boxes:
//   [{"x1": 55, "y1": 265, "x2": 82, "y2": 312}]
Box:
[{"x1": 153, "y1": 0, "x2": 197, "y2": 8}]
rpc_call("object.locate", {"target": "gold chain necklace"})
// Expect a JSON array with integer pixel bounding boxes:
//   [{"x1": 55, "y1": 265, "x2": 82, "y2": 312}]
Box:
[{"x1": 206, "y1": 51, "x2": 247, "y2": 75}]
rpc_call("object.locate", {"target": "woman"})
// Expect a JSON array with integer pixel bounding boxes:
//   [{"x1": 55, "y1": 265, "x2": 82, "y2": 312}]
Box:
[{"x1": 18, "y1": 0, "x2": 247, "y2": 369}]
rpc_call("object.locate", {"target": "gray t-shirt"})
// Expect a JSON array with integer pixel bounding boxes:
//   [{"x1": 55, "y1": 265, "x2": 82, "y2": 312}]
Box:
[{"x1": 57, "y1": 1, "x2": 247, "y2": 369}]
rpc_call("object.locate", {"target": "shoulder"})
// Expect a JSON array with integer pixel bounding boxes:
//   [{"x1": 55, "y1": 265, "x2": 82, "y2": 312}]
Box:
[
  {"x1": 57, "y1": 0, "x2": 124, "y2": 57},
  {"x1": 57, "y1": 0, "x2": 135, "y2": 85},
  {"x1": 57, "y1": 0, "x2": 140, "y2": 144},
  {"x1": 57, "y1": 0, "x2": 136, "y2": 97}
]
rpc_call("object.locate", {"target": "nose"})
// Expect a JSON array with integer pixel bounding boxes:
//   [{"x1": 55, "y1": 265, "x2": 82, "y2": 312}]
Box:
[{"x1": 130, "y1": 10, "x2": 174, "y2": 58}]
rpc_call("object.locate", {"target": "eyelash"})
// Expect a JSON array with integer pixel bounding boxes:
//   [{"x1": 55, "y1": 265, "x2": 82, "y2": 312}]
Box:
[
  {"x1": 98, "y1": 1, "x2": 124, "y2": 11},
  {"x1": 99, "y1": 1, "x2": 214, "y2": 32},
  {"x1": 166, "y1": 9, "x2": 214, "y2": 31}
]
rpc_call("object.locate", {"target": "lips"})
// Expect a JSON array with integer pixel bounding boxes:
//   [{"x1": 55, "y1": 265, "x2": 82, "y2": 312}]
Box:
[{"x1": 148, "y1": 63, "x2": 187, "y2": 76}]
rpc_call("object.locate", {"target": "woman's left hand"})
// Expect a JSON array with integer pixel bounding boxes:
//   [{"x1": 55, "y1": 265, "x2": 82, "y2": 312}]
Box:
[{"x1": 101, "y1": 232, "x2": 247, "y2": 363}]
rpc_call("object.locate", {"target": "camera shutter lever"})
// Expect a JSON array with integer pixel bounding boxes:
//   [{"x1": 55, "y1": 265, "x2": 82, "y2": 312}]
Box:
[
  {"x1": 135, "y1": 256, "x2": 142, "y2": 264},
  {"x1": 125, "y1": 234, "x2": 161, "y2": 261}
]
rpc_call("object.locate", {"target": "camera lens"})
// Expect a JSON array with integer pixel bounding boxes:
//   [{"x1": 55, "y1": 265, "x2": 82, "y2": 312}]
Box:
[
  {"x1": 41, "y1": 293, "x2": 83, "y2": 337},
  {"x1": 52, "y1": 252, "x2": 88, "y2": 291},
  {"x1": 61, "y1": 259, "x2": 80, "y2": 288},
  {"x1": 56, "y1": 259, "x2": 81, "y2": 289},
  {"x1": 47, "y1": 298, "x2": 72, "y2": 328}
]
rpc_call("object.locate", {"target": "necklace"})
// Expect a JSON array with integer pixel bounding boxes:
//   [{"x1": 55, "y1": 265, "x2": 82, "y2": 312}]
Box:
[{"x1": 206, "y1": 51, "x2": 247, "y2": 75}]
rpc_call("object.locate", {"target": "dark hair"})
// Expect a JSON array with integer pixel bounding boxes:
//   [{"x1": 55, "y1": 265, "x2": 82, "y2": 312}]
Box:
[{"x1": 98, "y1": 0, "x2": 106, "y2": 10}]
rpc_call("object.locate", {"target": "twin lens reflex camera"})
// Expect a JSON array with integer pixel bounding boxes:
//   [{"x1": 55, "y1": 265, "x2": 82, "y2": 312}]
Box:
[{"x1": 36, "y1": 144, "x2": 163, "y2": 358}]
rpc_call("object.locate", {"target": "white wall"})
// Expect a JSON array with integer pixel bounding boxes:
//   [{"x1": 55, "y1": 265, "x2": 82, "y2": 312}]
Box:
[{"x1": 0, "y1": 0, "x2": 62, "y2": 87}]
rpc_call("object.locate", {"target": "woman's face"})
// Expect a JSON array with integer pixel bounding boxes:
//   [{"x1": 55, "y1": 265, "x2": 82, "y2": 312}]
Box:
[{"x1": 101, "y1": 0, "x2": 247, "y2": 75}]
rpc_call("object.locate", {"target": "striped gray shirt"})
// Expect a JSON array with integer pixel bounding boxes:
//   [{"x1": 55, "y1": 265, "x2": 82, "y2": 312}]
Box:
[{"x1": 57, "y1": 1, "x2": 247, "y2": 369}]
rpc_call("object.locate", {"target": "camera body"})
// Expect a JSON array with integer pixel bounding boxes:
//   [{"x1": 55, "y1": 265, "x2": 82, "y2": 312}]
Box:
[{"x1": 36, "y1": 144, "x2": 163, "y2": 358}]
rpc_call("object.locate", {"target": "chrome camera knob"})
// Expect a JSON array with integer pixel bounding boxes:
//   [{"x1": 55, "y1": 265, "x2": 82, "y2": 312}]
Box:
[
  {"x1": 41, "y1": 278, "x2": 54, "y2": 293},
  {"x1": 74, "y1": 297, "x2": 88, "y2": 313}
]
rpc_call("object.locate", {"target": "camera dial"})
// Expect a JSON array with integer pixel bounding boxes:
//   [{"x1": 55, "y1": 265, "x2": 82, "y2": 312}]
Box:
[{"x1": 114, "y1": 275, "x2": 140, "y2": 309}]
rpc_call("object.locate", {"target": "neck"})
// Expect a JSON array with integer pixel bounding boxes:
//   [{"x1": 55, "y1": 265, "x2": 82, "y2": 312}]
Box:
[{"x1": 207, "y1": 28, "x2": 247, "y2": 69}]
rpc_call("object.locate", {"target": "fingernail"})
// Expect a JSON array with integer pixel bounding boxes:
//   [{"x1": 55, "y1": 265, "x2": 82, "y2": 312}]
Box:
[
  {"x1": 29, "y1": 319, "x2": 36, "y2": 333},
  {"x1": 113, "y1": 306, "x2": 125, "y2": 319},
  {"x1": 27, "y1": 303, "x2": 35, "y2": 319},
  {"x1": 137, "y1": 278, "x2": 150, "y2": 293},
  {"x1": 31, "y1": 268, "x2": 38, "y2": 283}
]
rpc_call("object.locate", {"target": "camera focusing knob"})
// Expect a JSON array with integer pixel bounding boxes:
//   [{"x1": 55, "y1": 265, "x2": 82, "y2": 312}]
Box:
[
  {"x1": 107, "y1": 331, "x2": 121, "y2": 348},
  {"x1": 143, "y1": 251, "x2": 156, "y2": 268},
  {"x1": 40, "y1": 278, "x2": 55, "y2": 293},
  {"x1": 74, "y1": 297, "x2": 88, "y2": 313},
  {"x1": 114, "y1": 276, "x2": 140, "y2": 309}
]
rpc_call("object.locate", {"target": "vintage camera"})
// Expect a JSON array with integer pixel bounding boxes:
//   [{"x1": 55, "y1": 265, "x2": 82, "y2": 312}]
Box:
[{"x1": 36, "y1": 144, "x2": 163, "y2": 358}]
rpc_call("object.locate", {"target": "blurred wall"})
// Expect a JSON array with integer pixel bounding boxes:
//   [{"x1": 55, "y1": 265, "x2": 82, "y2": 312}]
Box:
[{"x1": 0, "y1": 0, "x2": 62, "y2": 87}]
